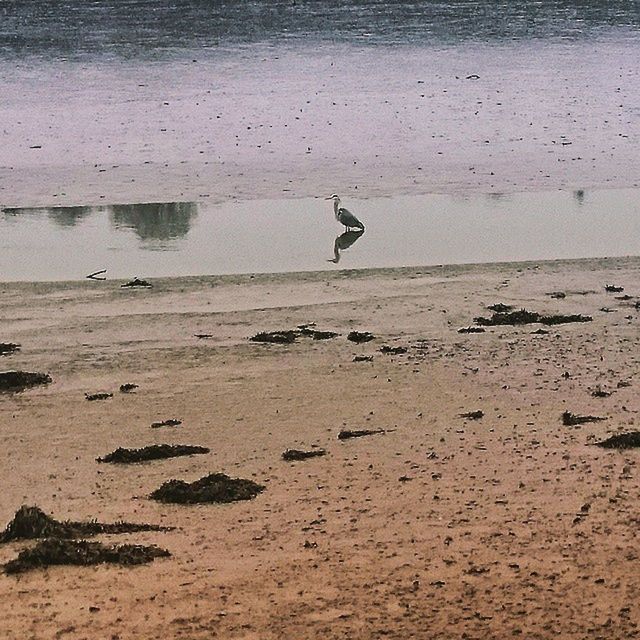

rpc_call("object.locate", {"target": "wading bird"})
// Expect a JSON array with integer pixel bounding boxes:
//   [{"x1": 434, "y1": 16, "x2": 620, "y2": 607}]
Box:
[{"x1": 325, "y1": 194, "x2": 365, "y2": 231}]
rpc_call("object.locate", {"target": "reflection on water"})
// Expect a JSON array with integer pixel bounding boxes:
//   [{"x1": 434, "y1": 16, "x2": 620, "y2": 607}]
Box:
[
  {"x1": 1, "y1": 201, "x2": 197, "y2": 246},
  {"x1": 328, "y1": 230, "x2": 365, "y2": 264},
  {"x1": 1, "y1": 189, "x2": 640, "y2": 282},
  {"x1": 109, "y1": 202, "x2": 197, "y2": 243},
  {"x1": 0, "y1": 0, "x2": 638, "y2": 60}
]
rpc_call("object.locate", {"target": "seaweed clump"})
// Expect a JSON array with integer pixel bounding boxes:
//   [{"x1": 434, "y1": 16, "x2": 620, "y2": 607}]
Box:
[
  {"x1": 4, "y1": 539, "x2": 169, "y2": 574},
  {"x1": 474, "y1": 309, "x2": 592, "y2": 326},
  {"x1": 282, "y1": 449, "x2": 327, "y2": 461},
  {"x1": 0, "y1": 371, "x2": 52, "y2": 392},
  {"x1": 150, "y1": 473, "x2": 265, "y2": 504},
  {"x1": 595, "y1": 432, "x2": 640, "y2": 449},
  {"x1": 0, "y1": 506, "x2": 171, "y2": 542},
  {"x1": 97, "y1": 444, "x2": 209, "y2": 464}
]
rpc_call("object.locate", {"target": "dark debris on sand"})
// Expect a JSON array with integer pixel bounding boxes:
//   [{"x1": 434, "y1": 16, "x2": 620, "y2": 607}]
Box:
[
  {"x1": 251, "y1": 326, "x2": 339, "y2": 344},
  {"x1": 4, "y1": 538, "x2": 170, "y2": 574},
  {"x1": 151, "y1": 419, "x2": 182, "y2": 429},
  {"x1": 460, "y1": 410, "x2": 484, "y2": 420},
  {"x1": 121, "y1": 277, "x2": 152, "y2": 288},
  {"x1": 119, "y1": 383, "x2": 138, "y2": 393},
  {"x1": 353, "y1": 355, "x2": 373, "y2": 362},
  {"x1": 458, "y1": 327, "x2": 485, "y2": 334},
  {"x1": 562, "y1": 411, "x2": 606, "y2": 426},
  {"x1": 0, "y1": 343, "x2": 20, "y2": 356},
  {"x1": 474, "y1": 309, "x2": 592, "y2": 326},
  {"x1": 487, "y1": 303, "x2": 513, "y2": 313},
  {"x1": 97, "y1": 444, "x2": 209, "y2": 464},
  {"x1": 0, "y1": 506, "x2": 172, "y2": 543},
  {"x1": 0, "y1": 371, "x2": 52, "y2": 392},
  {"x1": 150, "y1": 473, "x2": 265, "y2": 504},
  {"x1": 347, "y1": 331, "x2": 375, "y2": 343},
  {"x1": 605, "y1": 285, "x2": 624, "y2": 293},
  {"x1": 250, "y1": 330, "x2": 298, "y2": 344},
  {"x1": 595, "y1": 432, "x2": 640, "y2": 449},
  {"x1": 282, "y1": 449, "x2": 327, "y2": 462},
  {"x1": 380, "y1": 345, "x2": 408, "y2": 355},
  {"x1": 85, "y1": 392, "x2": 113, "y2": 401},
  {"x1": 338, "y1": 429, "x2": 386, "y2": 440}
]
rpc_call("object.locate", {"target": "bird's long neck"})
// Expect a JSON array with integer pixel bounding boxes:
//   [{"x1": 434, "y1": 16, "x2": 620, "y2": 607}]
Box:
[{"x1": 333, "y1": 199, "x2": 340, "y2": 219}]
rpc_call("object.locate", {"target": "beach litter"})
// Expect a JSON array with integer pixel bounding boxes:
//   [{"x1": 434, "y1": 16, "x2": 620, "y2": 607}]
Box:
[
  {"x1": 3, "y1": 539, "x2": 169, "y2": 574},
  {"x1": 0, "y1": 371, "x2": 51, "y2": 392},
  {"x1": 150, "y1": 473, "x2": 265, "y2": 504},
  {"x1": 380, "y1": 345, "x2": 408, "y2": 354},
  {"x1": 119, "y1": 383, "x2": 138, "y2": 393},
  {"x1": 97, "y1": 444, "x2": 209, "y2": 464},
  {"x1": 0, "y1": 505, "x2": 171, "y2": 542}
]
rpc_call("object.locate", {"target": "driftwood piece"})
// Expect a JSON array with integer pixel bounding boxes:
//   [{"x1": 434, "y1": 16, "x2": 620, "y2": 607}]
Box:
[{"x1": 282, "y1": 449, "x2": 327, "y2": 462}]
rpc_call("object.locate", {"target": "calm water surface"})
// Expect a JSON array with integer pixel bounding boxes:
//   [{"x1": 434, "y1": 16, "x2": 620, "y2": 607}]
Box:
[{"x1": 2, "y1": 189, "x2": 640, "y2": 281}]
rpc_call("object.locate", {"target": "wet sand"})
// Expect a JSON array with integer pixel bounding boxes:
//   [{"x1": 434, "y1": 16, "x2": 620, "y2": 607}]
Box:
[{"x1": 1, "y1": 257, "x2": 640, "y2": 638}]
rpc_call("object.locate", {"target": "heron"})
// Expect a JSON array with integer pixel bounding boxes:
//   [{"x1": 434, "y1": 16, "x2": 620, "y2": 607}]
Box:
[{"x1": 325, "y1": 194, "x2": 365, "y2": 231}]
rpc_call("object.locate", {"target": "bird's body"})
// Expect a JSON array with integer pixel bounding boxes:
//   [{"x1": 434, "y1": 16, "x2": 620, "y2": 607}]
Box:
[{"x1": 326, "y1": 194, "x2": 365, "y2": 231}]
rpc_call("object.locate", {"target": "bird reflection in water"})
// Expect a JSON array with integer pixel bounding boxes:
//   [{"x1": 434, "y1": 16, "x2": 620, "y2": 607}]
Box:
[{"x1": 327, "y1": 229, "x2": 365, "y2": 264}]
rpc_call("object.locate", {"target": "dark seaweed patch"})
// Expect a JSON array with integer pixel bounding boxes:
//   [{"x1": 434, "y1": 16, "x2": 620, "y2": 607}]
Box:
[
  {"x1": 250, "y1": 330, "x2": 298, "y2": 344},
  {"x1": 460, "y1": 410, "x2": 484, "y2": 420},
  {"x1": 474, "y1": 309, "x2": 592, "y2": 326},
  {"x1": 338, "y1": 429, "x2": 386, "y2": 440},
  {"x1": 347, "y1": 331, "x2": 375, "y2": 343},
  {"x1": 121, "y1": 277, "x2": 152, "y2": 288},
  {"x1": 0, "y1": 505, "x2": 171, "y2": 543},
  {"x1": 150, "y1": 473, "x2": 265, "y2": 504},
  {"x1": 282, "y1": 449, "x2": 327, "y2": 461},
  {"x1": 458, "y1": 327, "x2": 485, "y2": 334},
  {"x1": 595, "y1": 432, "x2": 640, "y2": 449},
  {"x1": 151, "y1": 419, "x2": 182, "y2": 428},
  {"x1": 85, "y1": 392, "x2": 113, "y2": 401},
  {"x1": 380, "y1": 345, "x2": 407, "y2": 355},
  {"x1": 119, "y1": 383, "x2": 138, "y2": 393},
  {"x1": 0, "y1": 371, "x2": 52, "y2": 392},
  {"x1": 4, "y1": 538, "x2": 169, "y2": 574},
  {"x1": 97, "y1": 444, "x2": 209, "y2": 464},
  {"x1": 0, "y1": 343, "x2": 20, "y2": 356},
  {"x1": 487, "y1": 303, "x2": 513, "y2": 313},
  {"x1": 562, "y1": 411, "x2": 606, "y2": 426}
]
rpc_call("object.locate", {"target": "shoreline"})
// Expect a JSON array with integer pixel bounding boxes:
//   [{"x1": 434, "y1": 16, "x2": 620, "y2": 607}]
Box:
[{"x1": 2, "y1": 254, "x2": 640, "y2": 638}]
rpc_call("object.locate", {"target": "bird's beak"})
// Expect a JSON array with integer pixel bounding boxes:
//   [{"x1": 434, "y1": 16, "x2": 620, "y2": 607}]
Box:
[{"x1": 324, "y1": 196, "x2": 333, "y2": 200}]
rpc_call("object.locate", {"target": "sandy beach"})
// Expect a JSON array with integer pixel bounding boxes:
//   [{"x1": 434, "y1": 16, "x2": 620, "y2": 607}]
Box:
[{"x1": 2, "y1": 257, "x2": 640, "y2": 638}]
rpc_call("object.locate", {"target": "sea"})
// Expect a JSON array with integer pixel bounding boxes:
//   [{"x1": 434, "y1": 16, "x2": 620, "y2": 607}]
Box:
[{"x1": 0, "y1": 1, "x2": 639, "y2": 280}]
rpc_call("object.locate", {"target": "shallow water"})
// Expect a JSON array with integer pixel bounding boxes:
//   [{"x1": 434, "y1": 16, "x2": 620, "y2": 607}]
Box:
[
  {"x1": 0, "y1": 1, "x2": 639, "y2": 207},
  {"x1": 2, "y1": 189, "x2": 639, "y2": 281}
]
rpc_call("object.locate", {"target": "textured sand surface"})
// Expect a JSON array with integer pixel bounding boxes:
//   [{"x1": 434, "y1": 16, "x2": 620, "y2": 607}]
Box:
[{"x1": 1, "y1": 258, "x2": 640, "y2": 639}]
